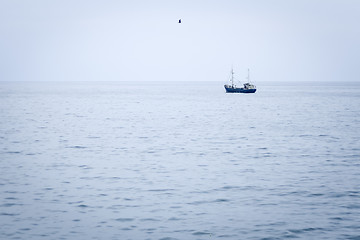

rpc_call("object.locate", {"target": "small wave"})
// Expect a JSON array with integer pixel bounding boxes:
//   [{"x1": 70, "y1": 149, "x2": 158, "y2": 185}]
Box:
[
  {"x1": 78, "y1": 204, "x2": 89, "y2": 208},
  {"x1": 0, "y1": 203, "x2": 22, "y2": 207},
  {"x1": 67, "y1": 146, "x2": 87, "y2": 149},
  {"x1": 78, "y1": 165, "x2": 92, "y2": 169},
  {"x1": 4, "y1": 151, "x2": 22, "y2": 154},
  {"x1": 115, "y1": 218, "x2": 134, "y2": 222},
  {"x1": 148, "y1": 189, "x2": 175, "y2": 192},
  {"x1": 188, "y1": 200, "x2": 209, "y2": 205},
  {"x1": 188, "y1": 199, "x2": 229, "y2": 205},
  {"x1": 139, "y1": 218, "x2": 160, "y2": 222},
  {"x1": 347, "y1": 236, "x2": 360, "y2": 240},
  {"x1": 347, "y1": 191, "x2": 359, "y2": 196},
  {"x1": 4, "y1": 197, "x2": 18, "y2": 200},
  {"x1": 169, "y1": 205, "x2": 182, "y2": 209},
  {"x1": 142, "y1": 228, "x2": 156, "y2": 233},
  {"x1": 288, "y1": 227, "x2": 324, "y2": 234},
  {"x1": 4, "y1": 191, "x2": 18, "y2": 194},
  {"x1": 214, "y1": 198, "x2": 230, "y2": 203},
  {"x1": 197, "y1": 164, "x2": 208, "y2": 167},
  {"x1": 19, "y1": 228, "x2": 31, "y2": 231},
  {"x1": 217, "y1": 185, "x2": 242, "y2": 191},
  {"x1": 308, "y1": 193, "x2": 324, "y2": 197},
  {"x1": 192, "y1": 231, "x2": 211, "y2": 236},
  {"x1": 218, "y1": 234, "x2": 238, "y2": 238},
  {"x1": 222, "y1": 151, "x2": 232, "y2": 154},
  {"x1": 67, "y1": 201, "x2": 83, "y2": 205},
  {"x1": 120, "y1": 227, "x2": 132, "y2": 231},
  {"x1": 0, "y1": 212, "x2": 19, "y2": 216},
  {"x1": 345, "y1": 204, "x2": 360, "y2": 209},
  {"x1": 168, "y1": 217, "x2": 183, "y2": 221}
]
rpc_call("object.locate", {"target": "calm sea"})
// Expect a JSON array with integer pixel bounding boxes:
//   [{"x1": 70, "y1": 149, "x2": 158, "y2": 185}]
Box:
[{"x1": 0, "y1": 81, "x2": 359, "y2": 240}]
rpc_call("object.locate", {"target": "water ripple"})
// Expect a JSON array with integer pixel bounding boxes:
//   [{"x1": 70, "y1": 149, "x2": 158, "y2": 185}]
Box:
[{"x1": 1, "y1": 81, "x2": 360, "y2": 240}]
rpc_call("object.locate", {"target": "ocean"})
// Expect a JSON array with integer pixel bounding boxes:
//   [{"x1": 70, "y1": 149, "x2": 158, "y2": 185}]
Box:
[{"x1": 0, "y1": 81, "x2": 359, "y2": 240}]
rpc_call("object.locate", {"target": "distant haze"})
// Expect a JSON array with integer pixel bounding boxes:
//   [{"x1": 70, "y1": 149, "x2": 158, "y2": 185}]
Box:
[{"x1": 1, "y1": 0, "x2": 359, "y2": 82}]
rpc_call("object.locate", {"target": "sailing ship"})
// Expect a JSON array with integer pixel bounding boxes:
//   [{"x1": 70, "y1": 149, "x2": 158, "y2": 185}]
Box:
[{"x1": 224, "y1": 68, "x2": 256, "y2": 93}]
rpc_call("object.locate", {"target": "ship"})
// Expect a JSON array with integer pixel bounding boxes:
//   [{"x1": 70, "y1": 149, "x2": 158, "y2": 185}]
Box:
[{"x1": 224, "y1": 68, "x2": 256, "y2": 93}]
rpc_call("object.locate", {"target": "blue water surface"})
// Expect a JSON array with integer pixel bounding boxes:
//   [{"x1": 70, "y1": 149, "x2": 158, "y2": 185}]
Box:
[{"x1": 0, "y1": 81, "x2": 359, "y2": 240}]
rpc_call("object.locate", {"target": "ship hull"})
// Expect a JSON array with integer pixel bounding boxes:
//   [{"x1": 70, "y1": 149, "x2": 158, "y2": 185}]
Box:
[{"x1": 224, "y1": 85, "x2": 256, "y2": 93}]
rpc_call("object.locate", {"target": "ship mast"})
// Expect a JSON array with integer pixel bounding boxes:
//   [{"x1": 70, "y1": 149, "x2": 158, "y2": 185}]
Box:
[
  {"x1": 231, "y1": 68, "x2": 234, "y2": 86},
  {"x1": 247, "y1": 68, "x2": 250, "y2": 83}
]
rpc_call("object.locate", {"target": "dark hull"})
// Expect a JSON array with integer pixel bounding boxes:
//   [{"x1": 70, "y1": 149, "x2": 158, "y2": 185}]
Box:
[{"x1": 224, "y1": 85, "x2": 256, "y2": 93}]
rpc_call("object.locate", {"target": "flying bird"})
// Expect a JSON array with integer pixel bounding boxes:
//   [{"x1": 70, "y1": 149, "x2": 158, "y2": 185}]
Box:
[{"x1": 178, "y1": 19, "x2": 181, "y2": 23}]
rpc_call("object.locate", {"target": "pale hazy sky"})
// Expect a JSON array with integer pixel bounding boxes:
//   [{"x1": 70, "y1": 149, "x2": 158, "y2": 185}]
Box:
[{"x1": 0, "y1": 0, "x2": 359, "y2": 82}]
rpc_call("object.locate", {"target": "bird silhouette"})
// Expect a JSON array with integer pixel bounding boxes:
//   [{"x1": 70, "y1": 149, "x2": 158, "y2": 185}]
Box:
[{"x1": 178, "y1": 19, "x2": 181, "y2": 23}]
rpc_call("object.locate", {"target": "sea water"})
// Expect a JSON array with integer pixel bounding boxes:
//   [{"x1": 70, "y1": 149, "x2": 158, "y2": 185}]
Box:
[{"x1": 0, "y1": 81, "x2": 359, "y2": 240}]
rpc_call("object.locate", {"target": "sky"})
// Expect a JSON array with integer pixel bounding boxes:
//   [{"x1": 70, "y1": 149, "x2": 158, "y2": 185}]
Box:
[{"x1": 0, "y1": 0, "x2": 359, "y2": 82}]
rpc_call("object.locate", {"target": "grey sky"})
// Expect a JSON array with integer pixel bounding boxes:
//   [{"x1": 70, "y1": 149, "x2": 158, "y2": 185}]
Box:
[{"x1": 1, "y1": 0, "x2": 359, "y2": 82}]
